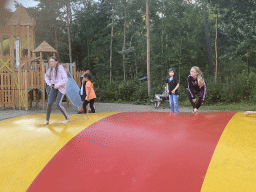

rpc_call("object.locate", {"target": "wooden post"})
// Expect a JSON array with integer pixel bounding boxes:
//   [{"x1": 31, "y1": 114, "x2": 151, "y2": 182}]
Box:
[
  {"x1": 10, "y1": 25, "x2": 14, "y2": 71},
  {"x1": 21, "y1": 26, "x2": 24, "y2": 64},
  {"x1": 0, "y1": 73, "x2": 3, "y2": 107},
  {"x1": 73, "y1": 62, "x2": 76, "y2": 79},
  {"x1": 47, "y1": 53, "x2": 50, "y2": 62},
  {"x1": 4, "y1": 72, "x2": 7, "y2": 108},
  {"x1": 18, "y1": 64, "x2": 21, "y2": 109},
  {"x1": 53, "y1": 53, "x2": 56, "y2": 57},
  {"x1": 8, "y1": 72, "x2": 11, "y2": 107},
  {"x1": 25, "y1": 70, "x2": 28, "y2": 110},
  {"x1": 10, "y1": 37, "x2": 14, "y2": 71},
  {"x1": 41, "y1": 51, "x2": 45, "y2": 109},
  {"x1": 12, "y1": 72, "x2": 15, "y2": 108},
  {"x1": 27, "y1": 26, "x2": 31, "y2": 65},
  {"x1": 35, "y1": 89, "x2": 39, "y2": 108},
  {"x1": 32, "y1": 26, "x2": 35, "y2": 51},
  {"x1": 32, "y1": 50, "x2": 36, "y2": 60},
  {"x1": 0, "y1": 35, "x2": 3, "y2": 60},
  {"x1": 28, "y1": 90, "x2": 32, "y2": 108}
]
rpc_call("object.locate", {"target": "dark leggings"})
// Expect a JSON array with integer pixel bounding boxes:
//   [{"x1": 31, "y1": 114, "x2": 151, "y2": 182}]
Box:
[
  {"x1": 83, "y1": 99, "x2": 95, "y2": 113},
  {"x1": 46, "y1": 88, "x2": 69, "y2": 121},
  {"x1": 187, "y1": 91, "x2": 204, "y2": 110}
]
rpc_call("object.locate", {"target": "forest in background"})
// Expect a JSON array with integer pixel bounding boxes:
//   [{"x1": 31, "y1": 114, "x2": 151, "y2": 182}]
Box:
[{"x1": 7, "y1": 0, "x2": 256, "y2": 104}]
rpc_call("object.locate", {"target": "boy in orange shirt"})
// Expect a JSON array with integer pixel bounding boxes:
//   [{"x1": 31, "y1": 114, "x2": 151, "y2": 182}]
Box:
[{"x1": 83, "y1": 73, "x2": 96, "y2": 113}]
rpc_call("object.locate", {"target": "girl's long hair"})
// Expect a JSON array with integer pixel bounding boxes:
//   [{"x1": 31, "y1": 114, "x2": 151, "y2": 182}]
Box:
[
  {"x1": 49, "y1": 56, "x2": 59, "y2": 80},
  {"x1": 192, "y1": 66, "x2": 204, "y2": 88}
]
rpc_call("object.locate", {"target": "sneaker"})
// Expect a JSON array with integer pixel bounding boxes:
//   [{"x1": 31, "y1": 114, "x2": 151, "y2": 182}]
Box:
[
  {"x1": 193, "y1": 108, "x2": 198, "y2": 114},
  {"x1": 43, "y1": 121, "x2": 49, "y2": 125},
  {"x1": 77, "y1": 111, "x2": 82, "y2": 114},
  {"x1": 61, "y1": 119, "x2": 71, "y2": 124}
]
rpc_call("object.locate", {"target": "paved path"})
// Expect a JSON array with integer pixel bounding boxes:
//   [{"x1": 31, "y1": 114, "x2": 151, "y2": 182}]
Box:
[{"x1": 0, "y1": 102, "x2": 221, "y2": 120}]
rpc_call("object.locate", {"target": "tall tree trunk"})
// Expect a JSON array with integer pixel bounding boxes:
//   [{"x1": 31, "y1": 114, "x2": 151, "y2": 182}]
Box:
[
  {"x1": 123, "y1": 9, "x2": 126, "y2": 81},
  {"x1": 146, "y1": 0, "x2": 151, "y2": 96},
  {"x1": 215, "y1": 12, "x2": 218, "y2": 81},
  {"x1": 66, "y1": 2, "x2": 72, "y2": 63},
  {"x1": 54, "y1": 26, "x2": 60, "y2": 59},
  {"x1": 161, "y1": 1, "x2": 164, "y2": 82},
  {"x1": 110, "y1": 11, "x2": 114, "y2": 83},
  {"x1": 134, "y1": 52, "x2": 137, "y2": 78},
  {"x1": 247, "y1": 56, "x2": 249, "y2": 74},
  {"x1": 54, "y1": 27, "x2": 57, "y2": 51},
  {"x1": 179, "y1": 35, "x2": 182, "y2": 83},
  {"x1": 87, "y1": 39, "x2": 89, "y2": 67},
  {"x1": 204, "y1": 2, "x2": 214, "y2": 76}
]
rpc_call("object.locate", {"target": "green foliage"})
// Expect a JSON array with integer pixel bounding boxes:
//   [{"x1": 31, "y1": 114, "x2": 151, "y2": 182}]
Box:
[
  {"x1": 94, "y1": 79, "x2": 148, "y2": 103},
  {"x1": 25, "y1": 0, "x2": 256, "y2": 104},
  {"x1": 202, "y1": 71, "x2": 256, "y2": 104}
]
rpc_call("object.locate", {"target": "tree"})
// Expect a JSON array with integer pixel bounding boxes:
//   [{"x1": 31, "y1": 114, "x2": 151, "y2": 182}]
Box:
[
  {"x1": 146, "y1": 0, "x2": 151, "y2": 95},
  {"x1": 65, "y1": 0, "x2": 73, "y2": 63}
]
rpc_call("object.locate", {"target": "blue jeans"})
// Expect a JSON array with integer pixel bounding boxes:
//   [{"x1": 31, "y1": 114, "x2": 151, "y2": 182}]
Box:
[{"x1": 169, "y1": 94, "x2": 179, "y2": 112}]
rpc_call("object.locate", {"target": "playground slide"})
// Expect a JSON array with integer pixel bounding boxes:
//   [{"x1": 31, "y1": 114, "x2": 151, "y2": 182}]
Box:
[{"x1": 65, "y1": 71, "x2": 83, "y2": 109}]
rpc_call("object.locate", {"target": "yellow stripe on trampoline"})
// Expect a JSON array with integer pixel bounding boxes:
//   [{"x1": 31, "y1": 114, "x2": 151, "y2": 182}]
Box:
[
  {"x1": 201, "y1": 112, "x2": 256, "y2": 191},
  {"x1": 0, "y1": 112, "x2": 119, "y2": 192}
]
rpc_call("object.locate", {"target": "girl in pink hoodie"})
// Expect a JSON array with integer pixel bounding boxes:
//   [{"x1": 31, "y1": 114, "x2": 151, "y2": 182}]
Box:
[{"x1": 43, "y1": 56, "x2": 70, "y2": 125}]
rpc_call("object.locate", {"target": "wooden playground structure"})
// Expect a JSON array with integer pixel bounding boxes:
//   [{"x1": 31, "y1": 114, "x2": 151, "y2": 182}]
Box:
[{"x1": 0, "y1": 4, "x2": 82, "y2": 110}]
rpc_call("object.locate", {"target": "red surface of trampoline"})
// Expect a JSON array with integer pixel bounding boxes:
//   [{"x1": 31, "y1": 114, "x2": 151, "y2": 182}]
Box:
[{"x1": 27, "y1": 112, "x2": 235, "y2": 192}]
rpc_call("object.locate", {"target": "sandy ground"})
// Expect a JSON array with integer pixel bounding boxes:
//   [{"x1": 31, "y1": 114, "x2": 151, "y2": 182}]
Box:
[{"x1": 0, "y1": 102, "x2": 220, "y2": 120}]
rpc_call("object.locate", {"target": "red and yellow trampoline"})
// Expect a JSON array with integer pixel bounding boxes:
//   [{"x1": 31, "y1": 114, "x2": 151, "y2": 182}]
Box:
[{"x1": 1, "y1": 112, "x2": 256, "y2": 191}]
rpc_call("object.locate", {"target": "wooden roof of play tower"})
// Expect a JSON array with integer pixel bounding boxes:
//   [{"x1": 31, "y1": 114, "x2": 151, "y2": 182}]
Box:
[
  {"x1": 33, "y1": 41, "x2": 57, "y2": 53},
  {"x1": 7, "y1": 4, "x2": 36, "y2": 26}
]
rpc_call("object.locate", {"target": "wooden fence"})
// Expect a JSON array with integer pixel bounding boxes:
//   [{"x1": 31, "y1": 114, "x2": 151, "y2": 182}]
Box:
[{"x1": 0, "y1": 69, "x2": 43, "y2": 110}]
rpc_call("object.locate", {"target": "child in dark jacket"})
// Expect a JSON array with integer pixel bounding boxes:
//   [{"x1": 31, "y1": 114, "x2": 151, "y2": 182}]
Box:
[
  {"x1": 187, "y1": 66, "x2": 207, "y2": 114},
  {"x1": 77, "y1": 67, "x2": 90, "y2": 114}
]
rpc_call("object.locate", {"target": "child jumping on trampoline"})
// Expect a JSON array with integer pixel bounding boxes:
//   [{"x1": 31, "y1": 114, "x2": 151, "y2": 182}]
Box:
[
  {"x1": 187, "y1": 66, "x2": 207, "y2": 114},
  {"x1": 166, "y1": 68, "x2": 179, "y2": 112},
  {"x1": 43, "y1": 56, "x2": 70, "y2": 125},
  {"x1": 83, "y1": 73, "x2": 96, "y2": 113}
]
